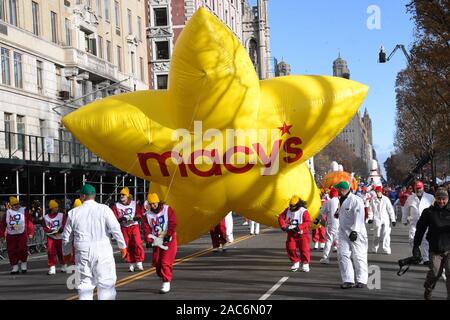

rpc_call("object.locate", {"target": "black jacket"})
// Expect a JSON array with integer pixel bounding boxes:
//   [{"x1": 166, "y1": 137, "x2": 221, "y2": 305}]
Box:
[{"x1": 414, "y1": 203, "x2": 450, "y2": 253}]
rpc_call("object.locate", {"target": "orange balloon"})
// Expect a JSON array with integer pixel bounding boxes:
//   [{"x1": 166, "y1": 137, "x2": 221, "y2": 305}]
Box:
[{"x1": 321, "y1": 171, "x2": 358, "y2": 191}]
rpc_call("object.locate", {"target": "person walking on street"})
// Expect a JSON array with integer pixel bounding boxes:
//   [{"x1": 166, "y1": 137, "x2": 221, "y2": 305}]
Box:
[
  {"x1": 368, "y1": 186, "x2": 396, "y2": 255},
  {"x1": 334, "y1": 181, "x2": 368, "y2": 289},
  {"x1": 43, "y1": 199, "x2": 67, "y2": 275},
  {"x1": 143, "y1": 193, "x2": 178, "y2": 294},
  {"x1": 278, "y1": 196, "x2": 312, "y2": 272},
  {"x1": 0, "y1": 197, "x2": 34, "y2": 274},
  {"x1": 112, "y1": 187, "x2": 145, "y2": 272},
  {"x1": 413, "y1": 188, "x2": 450, "y2": 300},
  {"x1": 62, "y1": 184, "x2": 127, "y2": 300},
  {"x1": 316, "y1": 188, "x2": 340, "y2": 264},
  {"x1": 403, "y1": 181, "x2": 434, "y2": 265}
]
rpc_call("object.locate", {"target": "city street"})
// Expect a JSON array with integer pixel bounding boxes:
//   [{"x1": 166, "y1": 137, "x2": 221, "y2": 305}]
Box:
[{"x1": 0, "y1": 216, "x2": 446, "y2": 300}]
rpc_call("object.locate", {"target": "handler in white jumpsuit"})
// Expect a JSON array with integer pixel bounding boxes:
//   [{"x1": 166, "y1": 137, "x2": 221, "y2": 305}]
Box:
[
  {"x1": 402, "y1": 181, "x2": 434, "y2": 264},
  {"x1": 334, "y1": 181, "x2": 368, "y2": 289},
  {"x1": 316, "y1": 188, "x2": 339, "y2": 264},
  {"x1": 62, "y1": 184, "x2": 127, "y2": 300},
  {"x1": 368, "y1": 186, "x2": 396, "y2": 254}
]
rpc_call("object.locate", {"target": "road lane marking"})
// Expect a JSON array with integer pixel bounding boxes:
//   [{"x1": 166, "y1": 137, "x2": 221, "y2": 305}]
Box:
[
  {"x1": 259, "y1": 276, "x2": 289, "y2": 300},
  {"x1": 66, "y1": 228, "x2": 273, "y2": 300}
]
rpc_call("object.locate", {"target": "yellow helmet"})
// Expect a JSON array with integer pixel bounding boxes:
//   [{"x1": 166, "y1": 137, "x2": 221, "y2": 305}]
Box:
[
  {"x1": 147, "y1": 193, "x2": 160, "y2": 204},
  {"x1": 49, "y1": 199, "x2": 59, "y2": 210},
  {"x1": 120, "y1": 187, "x2": 130, "y2": 197},
  {"x1": 289, "y1": 195, "x2": 300, "y2": 206},
  {"x1": 9, "y1": 196, "x2": 19, "y2": 206},
  {"x1": 73, "y1": 198, "x2": 82, "y2": 208}
]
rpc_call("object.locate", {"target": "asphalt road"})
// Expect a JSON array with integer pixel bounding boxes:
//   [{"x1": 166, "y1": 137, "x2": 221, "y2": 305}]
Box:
[{"x1": 0, "y1": 215, "x2": 447, "y2": 300}]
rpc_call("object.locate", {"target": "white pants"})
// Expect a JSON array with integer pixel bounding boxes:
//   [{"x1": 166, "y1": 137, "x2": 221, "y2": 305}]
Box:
[
  {"x1": 76, "y1": 244, "x2": 117, "y2": 300},
  {"x1": 372, "y1": 221, "x2": 391, "y2": 254},
  {"x1": 225, "y1": 212, "x2": 234, "y2": 242},
  {"x1": 322, "y1": 227, "x2": 338, "y2": 260},
  {"x1": 337, "y1": 231, "x2": 368, "y2": 284},
  {"x1": 409, "y1": 224, "x2": 429, "y2": 262},
  {"x1": 250, "y1": 221, "x2": 260, "y2": 234}
]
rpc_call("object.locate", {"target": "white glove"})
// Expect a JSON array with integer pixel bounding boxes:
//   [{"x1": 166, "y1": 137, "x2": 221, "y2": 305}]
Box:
[{"x1": 147, "y1": 234, "x2": 168, "y2": 250}]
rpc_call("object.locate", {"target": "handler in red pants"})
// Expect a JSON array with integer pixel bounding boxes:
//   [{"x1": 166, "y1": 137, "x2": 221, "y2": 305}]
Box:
[
  {"x1": 278, "y1": 195, "x2": 312, "y2": 272},
  {"x1": 0, "y1": 197, "x2": 34, "y2": 274},
  {"x1": 43, "y1": 199, "x2": 67, "y2": 275},
  {"x1": 312, "y1": 226, "x2": 326, "y2": 250},
  {"x1": 210, "y1": 218, "x2": 227, "y2": 252},
  {"x1": 143, "y1": 193, "x2": 177, "y2": 294},
  {"x1": 112, "y1": 187, "x2": 145, "y2": 272}
]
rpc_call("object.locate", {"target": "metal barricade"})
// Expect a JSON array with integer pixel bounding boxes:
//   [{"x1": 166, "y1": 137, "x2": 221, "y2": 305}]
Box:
[
  {"x1": 0, "y1": 238, "x2": 6, "y2": 260},
  {"x1": 28, "y1": 225, "x2": 47, "y2": 254}
]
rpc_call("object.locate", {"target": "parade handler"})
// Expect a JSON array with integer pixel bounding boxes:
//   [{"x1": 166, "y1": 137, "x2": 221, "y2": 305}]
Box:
[
  {"x1": 43, "y1": 199, "x2": 67, "y2": 275},
  {"x1": 62, "y1": 184, "x2": 127, "y2": 300},
  {"x1": 112, "y1": 187, "x2": 145, "y2": 272},
  {"x1": 413, "y1": 188, "x2": 450, "y2": 300},
  {"x1": 0, "y1": 197, "x2": 34, "y2": 274},
  {"x1": 143, "y1": 193, "x2": 177, "y2": 294},
  {"x1": 278, "y1": 196, "x2": 312, "y2": 272},
  {"x1": 334, "y1": 181, "x2": 368, "y2": 289}
]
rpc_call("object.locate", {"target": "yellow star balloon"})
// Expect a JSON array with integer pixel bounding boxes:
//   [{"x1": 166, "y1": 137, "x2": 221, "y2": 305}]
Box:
[{"x1": 63, "y1": 8, "x2": 368, "y2": 244}]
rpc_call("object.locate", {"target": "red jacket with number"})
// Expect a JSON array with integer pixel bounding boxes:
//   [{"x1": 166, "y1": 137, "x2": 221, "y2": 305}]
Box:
[
  {"x1": 142, "y1": 205, "x2": 177, "y2": 243},
  {"x1": 278, "y1": 208, "x2": 311, "y2": 238},
  {"x1": 0, "y1": 208, "x2": 34, "y2": 238}
]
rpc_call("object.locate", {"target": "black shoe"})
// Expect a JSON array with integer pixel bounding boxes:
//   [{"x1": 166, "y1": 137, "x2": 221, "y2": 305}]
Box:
[
  {"x1": 10, "y1": 271, "x2": 19, "y2": 275},
  {"x1": 423, "y1": 261, "x2": 430, "y2": 266},
  {"x1": 424, "y1": 289, "x2": 432, "y2": 300},
  {"x1": 355, "y1": 282, "x2": 366, "y2": 288},
  {"x1": 21, "y1": 270, "x2": 27, "y2": 274},
  {"x1": 340, "y1": 282, "x2": 355, "y2": 289}
]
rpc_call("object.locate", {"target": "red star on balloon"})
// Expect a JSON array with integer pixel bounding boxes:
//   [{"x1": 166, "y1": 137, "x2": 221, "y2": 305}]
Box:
[{"x1": 278, "y1": 122, "x2": 293, "y2": 136}]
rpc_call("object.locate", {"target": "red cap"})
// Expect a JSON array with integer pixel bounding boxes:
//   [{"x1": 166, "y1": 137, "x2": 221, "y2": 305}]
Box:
[
  {"x1": 329, "y1": 187, "x2": 338, "y2": 198},
  {"x1": 374, "y1": 186, "x2": 383, "y2": 193},
  {"x1": 415, "y1": 181, "x2": 424, "y2": 190}
]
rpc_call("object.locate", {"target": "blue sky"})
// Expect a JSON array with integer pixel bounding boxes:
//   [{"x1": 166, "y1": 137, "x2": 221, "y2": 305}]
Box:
[{"x1": 259, "y1": 0, "x2": 415, "y2": 176}]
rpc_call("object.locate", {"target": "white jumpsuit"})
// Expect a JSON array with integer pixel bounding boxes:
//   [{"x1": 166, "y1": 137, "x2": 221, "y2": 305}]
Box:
[
  {"x1": 337, "y1": 193, "x2": 368, "y2": 285},
  {"x1": 318, "y1": 197, "x2": 339, "y2": 260},
  {"x1": 368, "y1": 195, "x2": 396, "y2": 254},
  {"x1": 402, "y1": 192, "x2": 434, "y2": 263},
  {"x1": 225, "y1": 211, "x2": 234, "y2": 242},
  {"x1": 62, "y1": 200, "x2": 126, "y2": 300}
]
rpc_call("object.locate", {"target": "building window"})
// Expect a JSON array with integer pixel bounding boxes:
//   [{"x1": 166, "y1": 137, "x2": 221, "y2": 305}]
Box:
[
  {"x1": 16, "y1": 115, "x2": 24, "y2": 151},
  {"x1": 0, "y1": 0, "x2": 5, "y2": 21},
  {"x1": 104, "y1": 0, "x2": 110, "y2": 21},
  {"x1": 32, "y1": 1, "x2": 40, "y2": 36},
  {"x1": 55, "y1": 65, "x2": 62, "y2": 91},
  {"x1": 127, "y1": 9, "x2": 132, "y2": 35},
  {"x1": 51, "y1": 11, "x2": 58, "y2": 44},
  {"x1": 36, "y1": 60, "x2": 43, "y2": 93},
  {"x1": 154, "y1": 8, "x2": 168, "y2": 26},
  {"x1": 4, "y1": 112, "x2": 14, "y2": 148},
  {"x1": 39, "y1": 119, "x2": 45, "y2": 137},
  {"x1": 131, "y1": 51, "x2": 135, "y2": 75},
  {"x1": 9, "y1": 0, "x2": 17, "y2": 26},
  {"x1": 137, "y1": 16, "x2": 142, "y2": 41},
  {"x1": 13, "y1": 52, "x2": 22, "y2": 88},
  {"x1": 156, "y1": 74, "x2": 168, "y2": 89},
  {"x1": 139, "y1": 57, "x2": 144, "y2": 81},
  {"x1": 106, "y1": 40, "x2": 111, "y2": 62},
  {"x1": 84, "y1": 30, "x2": 97, "y2": 55},
  {"x1": 96, "y1": 0, "x2": 101, "y2": 17},
  {"x1": 1, "y1": 47, "x2": 10, "y2": 85},
  {"x1": 98, "y1": 36, "x2": 103, "y2": 59},
  {"x1": 155, "y1": 41, "x2": 169, "y2": 60},
  {"x1": 114, "y1": 1, "x2": 120, "y2": 30},
  {"x1": 65, "y1": 18, "x2": 72, "y2": 46},
  {"x1": 116, "y1": 45, "x2": 122, "y2": 71}
]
